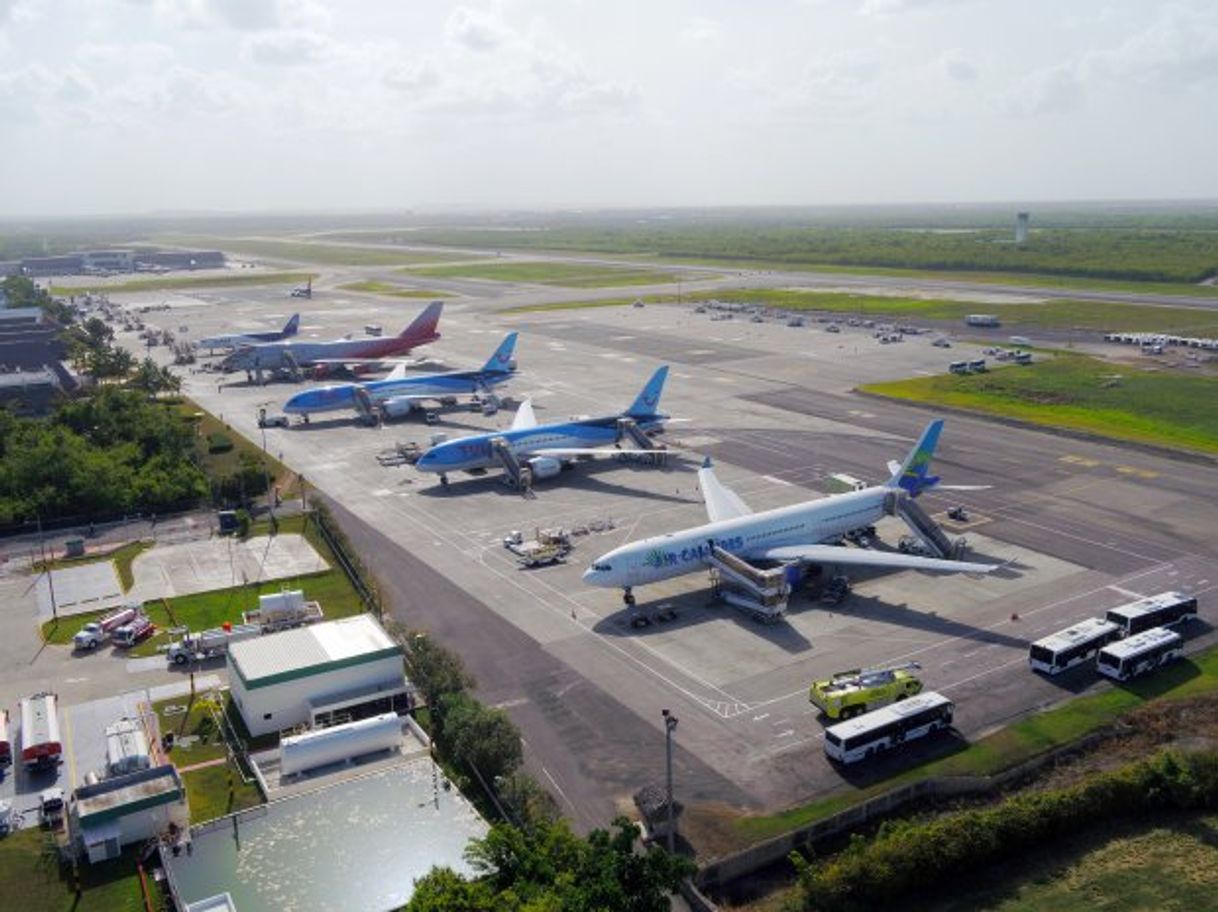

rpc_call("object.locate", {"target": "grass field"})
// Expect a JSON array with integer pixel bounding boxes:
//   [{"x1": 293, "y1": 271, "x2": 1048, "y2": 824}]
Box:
[
  {"x1": 859, "y1": 353, "x2": 1218, "y2": 455},
  {"x1": 181, "y1": 399, "x2": 299, "y2": 500},
  {"x1": 338, "y1": 280, "x2": 453, "y2": 298},
  {"x1": 0, "y1": 827, "x2": 160, "y2": 912},
  {"x1": 49, "y1": 271, "x2": 315, "y2": 295},
  {"x1": 153, "y1": 234, "x2": 482, "y2": 267},
  {"x1": 686, "y1": 288, "x2": 1218, "y2": 336},
  {"x1": 405, "y1": 260, "x2": 682, "y2": 287},
  {"x1": 155, "y1": 695, "x2": 229, "y2": 765},
  {"x1": 181, "y1": 759, "x2": 263, "y2": 824},
  {"x1": 730, "y1": 643, "x2": 1218, "y2": 844},
  {"x1": 920, "y1": 812, "x2": 1218, "y2": 912}
]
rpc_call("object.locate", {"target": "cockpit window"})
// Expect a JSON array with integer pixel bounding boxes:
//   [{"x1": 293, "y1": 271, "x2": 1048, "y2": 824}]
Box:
[{"x1": 592, "y1": 563, "x2": 612, "y2": 572}]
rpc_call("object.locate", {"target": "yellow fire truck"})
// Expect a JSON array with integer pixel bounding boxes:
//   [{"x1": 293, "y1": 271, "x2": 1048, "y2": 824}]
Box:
[{"x1": 809, "y1": 663, "x2": 923, "y2": 720}]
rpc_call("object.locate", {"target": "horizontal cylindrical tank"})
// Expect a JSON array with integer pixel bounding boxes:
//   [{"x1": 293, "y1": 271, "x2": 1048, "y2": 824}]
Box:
[
  {"x1": 106, "y1": 719, "x2": 150, "y2": 776},
  {"x1": 279, "y1": 713, "x2": 401, "y2": 777}
]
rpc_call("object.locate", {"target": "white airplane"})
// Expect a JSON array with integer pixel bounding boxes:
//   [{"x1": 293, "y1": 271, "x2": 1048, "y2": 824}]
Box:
[
  {"x1": 198, "y1": 314, "x2": 300, "y2": 352},
  {"x1": 583, "y1": 419, "x2": 997, "y2": 606}
]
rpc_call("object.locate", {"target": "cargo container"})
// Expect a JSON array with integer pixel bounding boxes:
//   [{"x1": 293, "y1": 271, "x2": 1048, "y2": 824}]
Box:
[
  {"x1": 20, "y1": 693, "x2": 62, "y2": 770},
  {"x1": 242, "y1": 590, "x2": 324, "y2": 632}
]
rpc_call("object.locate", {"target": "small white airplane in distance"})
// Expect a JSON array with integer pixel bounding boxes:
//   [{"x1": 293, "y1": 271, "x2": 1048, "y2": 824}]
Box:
[
  {"x1": 583, "y1": 419, "x2": 997, "y2": 606},
  {"x1": 197, "y1": 314, "x2": 300, "y2": 352}
]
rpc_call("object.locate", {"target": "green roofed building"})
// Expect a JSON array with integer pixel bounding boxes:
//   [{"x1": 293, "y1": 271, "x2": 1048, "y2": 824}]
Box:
[
  {"x1": 73, "y1": 764, "x2": 188, "y2": 863},
  {"x1": 228, "y1": 615, "x2": 408, "y2": 737}
]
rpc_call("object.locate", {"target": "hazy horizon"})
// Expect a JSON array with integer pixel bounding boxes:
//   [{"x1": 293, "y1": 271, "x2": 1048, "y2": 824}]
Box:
[{"x1": 3, "y1": 1, "x2": 1218, "y2": 218}]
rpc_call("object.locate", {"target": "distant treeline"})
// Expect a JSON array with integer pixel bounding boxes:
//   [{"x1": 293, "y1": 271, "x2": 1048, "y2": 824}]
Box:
[{"x1": 395, "y1": 225, "x2": 1218, "y2": 284}]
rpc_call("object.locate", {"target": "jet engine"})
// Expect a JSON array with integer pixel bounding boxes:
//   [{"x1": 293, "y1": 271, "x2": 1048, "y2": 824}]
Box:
[{"x1": 526, "y1": 457, "x2": 562, "y2": 480}]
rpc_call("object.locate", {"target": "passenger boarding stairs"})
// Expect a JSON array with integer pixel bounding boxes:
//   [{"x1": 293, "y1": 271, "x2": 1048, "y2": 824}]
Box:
[
  {"x1": 354, "y1": 387, "x2": 377, "y2": 424},
  {"x1": 886, "y1": 492, "x2": 963, "y2": 560},
  {"x1": 616, "y1": 418, "x2": 667, "y2": 463},
  {"x1": 707, "y1": 545, "x2": 791, "y2": 622},
  {"x1": 491, "y1": 436, "x2": 533, "y2": 495}
]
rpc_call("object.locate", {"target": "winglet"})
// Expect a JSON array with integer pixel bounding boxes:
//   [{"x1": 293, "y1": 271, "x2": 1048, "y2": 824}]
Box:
[{"x1": 510, "y1": 398, "x2": 538, "y2": 431}]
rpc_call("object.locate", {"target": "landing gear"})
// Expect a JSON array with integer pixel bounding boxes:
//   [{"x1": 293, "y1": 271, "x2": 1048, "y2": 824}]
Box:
[
  {"x1": 440, "y1": 473, "x2": 450, "y2": 487},
  {"x1": 622, "y1": 587, "x2": 636, "y2": 607},
  {"x1": 302, "y1": 413, "x2": 310, "y2": 425}
]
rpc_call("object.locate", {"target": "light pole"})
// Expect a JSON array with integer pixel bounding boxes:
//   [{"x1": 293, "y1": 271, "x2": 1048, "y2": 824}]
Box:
[{"x1": 662, "y1": 708, "x2": 678, "y2": 854}]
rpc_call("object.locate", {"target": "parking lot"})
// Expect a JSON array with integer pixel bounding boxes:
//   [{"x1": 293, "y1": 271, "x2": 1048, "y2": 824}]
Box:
[{"x1": 107, "y1": 281, "x2": 1218, "y2": 826}]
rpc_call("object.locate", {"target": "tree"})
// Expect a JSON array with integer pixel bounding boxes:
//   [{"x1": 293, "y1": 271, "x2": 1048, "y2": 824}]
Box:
[
  {"x1": 403, "y1": 632, "x2": 476, "y2": 712},
  {"x1": 405, "y1": 818, "x2": 694, "y2": 912},
  {"x1": 439, "y1": 692, "x2": 523, "y2": 785}
]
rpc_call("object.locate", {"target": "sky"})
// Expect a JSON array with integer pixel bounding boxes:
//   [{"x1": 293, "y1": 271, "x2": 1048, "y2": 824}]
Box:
[{"x1": 1, "y1": 0, "x2": 1217, "y2": 216}]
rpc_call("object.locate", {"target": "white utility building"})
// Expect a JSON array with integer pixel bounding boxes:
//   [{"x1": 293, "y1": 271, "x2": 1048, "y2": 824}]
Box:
[
  {"x1": 228, "y1": 615, "x2": 407, "y2": 737},
  {"x1": 74, "y1": 765, "x2": 188, "y2": 863}
]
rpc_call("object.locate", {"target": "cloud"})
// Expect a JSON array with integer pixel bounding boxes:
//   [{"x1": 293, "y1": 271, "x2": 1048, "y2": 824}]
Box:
[
  {"x1": 940, "y1": 50, "x2": 978, "y2": 82},
  {"x1": 0, "y1": 63, "x2": 98, "y2": 124},
  {"x1": 445, "y1": 5, "x2": 512, "y2": 52},
  {"x1": 145, "y1": 0, "x2": 330, "y2": 32},
  {"x1": 859, "y1": 0, "x2": 972, "y2": 16},
  {"x1": 1007, "y1": 63, "x2": 1083, "y2": 116},
  {"x1": 679, "y1": 17, "x2": 722, "y2": 46},
  {"x1": 1089, "y1": 5, "x2": 1218, "y2": 89},
  {"x1": 243, "y1": 30, "x2": 333, "y2": 66}
]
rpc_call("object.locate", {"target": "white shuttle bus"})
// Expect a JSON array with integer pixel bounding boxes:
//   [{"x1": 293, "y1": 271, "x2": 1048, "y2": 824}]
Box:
[
  {"x1": 823, "y1": 691, "x2": 954, "y2": 765},
  {"x1": 1096, "y1": 627, "x2": 1184, "y2": 682},
  {"x1": 1028, "y1": 617, "x2": 1121, "y2": 675},
  {"x1": 1105, "y1": 592, "x2": 1197, "y2": 638}
]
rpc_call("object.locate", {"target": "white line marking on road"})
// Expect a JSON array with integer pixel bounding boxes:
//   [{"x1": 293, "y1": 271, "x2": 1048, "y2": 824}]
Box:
[{"x1": 1107, "y1": 585, "x2": 1145, "y2": 599}]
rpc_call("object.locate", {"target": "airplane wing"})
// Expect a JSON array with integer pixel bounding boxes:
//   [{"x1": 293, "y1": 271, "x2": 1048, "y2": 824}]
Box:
[
  {"x1": 511, "y1": 399, "x2": 538, "y2": 431},
  {"x1": 698, "y1": 457, "x2": 753, "y2": 523},
  {"x1": 530, "y1": 447, "x2": 659, "y2": 459},
  {"x1": 759, "y1": 544, "x2": 997, "y2": 574}
]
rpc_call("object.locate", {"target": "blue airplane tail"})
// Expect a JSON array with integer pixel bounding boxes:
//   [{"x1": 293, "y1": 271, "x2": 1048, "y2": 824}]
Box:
[
  {"x1": 887, "y1": 419, "x2": 943, "y2": 497},
  {"x1": 482, "y1": 332, "x2": 518, "y2": 373},
  {"x1": 625, "y1": 366, "x2": 669, "y2": 418},
  {"x1": 282, "y1": 313, "x2": 300, "y2": 337}
]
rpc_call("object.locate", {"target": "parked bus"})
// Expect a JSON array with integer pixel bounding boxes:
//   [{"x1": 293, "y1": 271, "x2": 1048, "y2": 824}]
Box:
[
  {"x1": 1028, "y1": 617, "x2": 1121, "y2": 675},
  {"x1": 1106, "y1": 592, "x2": 1197, "y2": 637},
  {"x1": 823, "y1": 691, "x2": 954, "y2": 765},
  {"x1": 1097, "y1": 627, "x2": 1184, "y2": 682}
]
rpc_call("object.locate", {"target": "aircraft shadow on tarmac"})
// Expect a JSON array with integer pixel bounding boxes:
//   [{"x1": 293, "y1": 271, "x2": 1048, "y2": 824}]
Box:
[
  {"x1": 821, "y1": 593, "x2": 1030, "y2": 650},
  {"x1": 414, "y1": 455, "x2": 700, "y2": 504},
  {"x1": 593, "y1": 591, "x2": 814, "y2": 654}
]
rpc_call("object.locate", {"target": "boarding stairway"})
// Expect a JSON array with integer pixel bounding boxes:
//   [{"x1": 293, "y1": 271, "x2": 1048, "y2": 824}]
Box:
[
  {"x1": 886, "y1": 491, "x2": 964, "y2": 560},
  {"x1": 616, "y1": 418, "x2": 668, "y2": 463},
  {"x1": 491, "y1": 436, "x2": 533, "y2": 495},
  {"x1": 707, "y1": 545, "x2": 791, "y2": 623},
  {"x1": 354, "y1": 387, "x2": 377, "y2": 424}
]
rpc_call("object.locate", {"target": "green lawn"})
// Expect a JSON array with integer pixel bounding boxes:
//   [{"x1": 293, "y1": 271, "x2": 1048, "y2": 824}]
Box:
[
  {"x1": 502, "y1": 294, "x2": 683, "y2": 313},
  {"x1": 181, "y1": 759, "x2": 263, "y2": 824},
  {"x1": 923, "y1": 812, "x2": 1218, "y2": 912},
  {"x1": 0, "y1": 828, "x2": 160, "y2": 911},
  {"x1": 153, "y1": 234, "x2": 482, "y2": 267},
  {"x1": 181, "y1": 399, "x2": 298, "y2": 498},
  {"x1": 683, "y1": 288, "x2": 1218, "y2": 336},
  {"x1": 155, "y1": 695, "x2": 229, "y2": 765},
  {"x1": 733, "y1": 645, "x2": 1218, "y2": 843},
  {"x1": 50, "y1": 271, "x2": 316, "y2": 295},
  {"x1": 338, "y1": 280, "x2": 453, "y2": 298},
  {"x1": 859, "y1": 353, "x2": 1218, "y2": 455},
  {"x1": 404, "y1": 260, "x2": 682, "y2": 287}
]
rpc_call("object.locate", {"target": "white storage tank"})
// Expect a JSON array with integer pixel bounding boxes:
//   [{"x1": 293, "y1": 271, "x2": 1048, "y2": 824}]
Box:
[
  {"x1": 258, "y1": 590, "x2": 306, "y2": 622},
  {"x1": 279, "y1": 713, "x2": 401, "y2": 777},
  {"x1": 105, "y1": 718, "x2": 151, "y2": 776}
]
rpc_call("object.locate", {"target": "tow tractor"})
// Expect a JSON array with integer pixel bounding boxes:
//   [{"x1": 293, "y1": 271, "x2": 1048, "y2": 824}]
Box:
[
  {"x1": 809, "y1": 662, "x2": 924, "y2": 720},
  {"x1": 504, "y1": 528, "x2": 573, "y2": 568}
]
